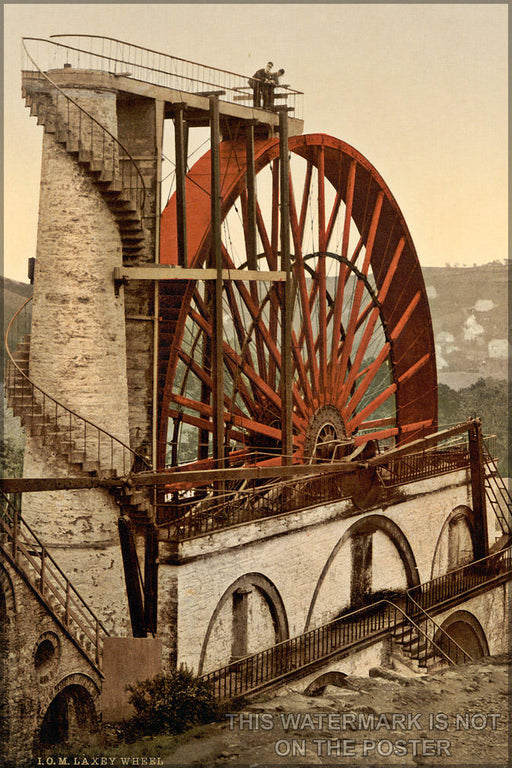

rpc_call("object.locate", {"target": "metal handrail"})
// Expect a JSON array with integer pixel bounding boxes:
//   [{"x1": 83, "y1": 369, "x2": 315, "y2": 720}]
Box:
[
  {"x1": 379, "y1": 441, "x2": 470, "y2": 487},
  {"x1": 408, "y1": 545, "x2": 512, "y2": 611},
  {"x1": 404, "y1": 589, "x2": 472, "y2": 665},
  {"x1": 158, "y1": 470, "x2": 351, "y2": 537},
  {"x1": 0, "y1": 489, "x2": 109, "y2": 670},
  {"x1": 158, "y1": 442, "x2": 471, "y2": 541},
  {"x1": 5, "y1": 297, "x2": 150, "y2": 475},
  {"x1": 48, "y1": 34, "x2": 303, "y2": 113},
  {"x1": 201, "y1": 599, "x2": 456, "y2": 701},
  {"x1": 201, "y1": 545, "x2": 512, "y2": 700},
  {"x1": 22, "y1": 38, "x2": 147, "y2": 213}
]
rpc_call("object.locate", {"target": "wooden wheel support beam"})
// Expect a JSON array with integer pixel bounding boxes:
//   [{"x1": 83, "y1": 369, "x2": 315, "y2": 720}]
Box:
[
  {"x1": 468, "y1": 418, "x2": 489, "y2": 558},
  {"x1": 210, "y1": 95, "x2": 225, "y2": 470},
  {"x1": 279, "y1": 108, "x2": 293, "y2": 465},
  {"x1": 173, "y1": 103, "x2": 188, "y2": 267}
]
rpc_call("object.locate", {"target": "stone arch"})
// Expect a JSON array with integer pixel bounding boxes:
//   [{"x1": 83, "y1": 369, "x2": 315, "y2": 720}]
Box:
[
  {"x1": 306, "y1": 514, "x2": 419, "y2": 630},
  {"x1": 431, "y1": 506, "x2": 476, "y2": 578},
  {"x1": 434, "y1": 610, "x2": 489, "y2": 660},
  {"x1": 37, "y1": 674, "x2": 99, "y2": 749},
  {"x1": 198, "y1": 573, "x2": 289, "y2": 675},
  {"x1": 303, "y1": 671, "x2": 348, "y2": 696}
]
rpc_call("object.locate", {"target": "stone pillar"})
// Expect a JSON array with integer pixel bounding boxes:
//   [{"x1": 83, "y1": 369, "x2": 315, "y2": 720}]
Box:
[
  {"x1": 22, "y1": 81, "x2": 132, "y2": 635},
  {"x1": 350, "y1": 532, "x2": 373, "y2": 608}
]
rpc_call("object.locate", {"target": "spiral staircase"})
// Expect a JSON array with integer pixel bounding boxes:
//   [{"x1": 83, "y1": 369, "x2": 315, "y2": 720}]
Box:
[{"x1": 5, "y1": 63, "x2": 155, "y2": 525}]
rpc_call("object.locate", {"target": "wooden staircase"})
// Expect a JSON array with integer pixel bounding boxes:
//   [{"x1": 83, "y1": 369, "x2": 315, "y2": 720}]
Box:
[{"x1": 21, "y1": 71, "x2": 146, "y2": 262}]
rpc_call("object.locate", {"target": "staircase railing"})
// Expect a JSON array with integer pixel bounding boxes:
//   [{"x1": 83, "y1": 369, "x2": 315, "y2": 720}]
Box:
[
  {"x1": 201, "y1": 600, "x2": 455, "y2": 702},
  {"x1": 22, "y1": 37, "x2": 147, "y2": 214},
  {"x1": 47, "y1": 34, "x2": 304, "y2": 119},
  {"x1": 482, "y1": 438, "x2": 512, "y2": 535},
  {"x1": 403, "y1": 591, "x2": 472, "y2": 666},
  {"x1": 0, "y1": 489, "x2": 108, "y2": 672},
  {"x1": 201, "y1": 545, "x2": 512, "y2": 701},
  {"x1": 408, "y1": 545, "x2": 512, "y2": 611},
  {"x1": 5, "y1": 296, "x2": 150, "y2": 476}
]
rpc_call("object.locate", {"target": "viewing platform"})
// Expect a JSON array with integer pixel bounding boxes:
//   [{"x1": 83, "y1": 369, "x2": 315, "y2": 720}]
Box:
[{"x1": 22, "y1": 35, "x2": 304, "y2": 136}]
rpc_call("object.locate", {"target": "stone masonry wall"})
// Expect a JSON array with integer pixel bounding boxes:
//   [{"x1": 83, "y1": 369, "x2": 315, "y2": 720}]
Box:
[
  {"x1": 0, "y1": 559, "x2": 102, "y2": 766},
  {"x1": 158, "y1": 473, "x2": 473, "y2": 673},
  {"x1": 22, "y1": 85, "x2": 131, "y2": 636}
]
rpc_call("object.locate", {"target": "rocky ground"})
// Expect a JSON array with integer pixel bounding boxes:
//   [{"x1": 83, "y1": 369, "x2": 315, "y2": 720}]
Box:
[
  {"x1": 56, "y1": 653, "x2": 509, "y2": 768},
  {"x1": 159, "y1": 654, "x2": 510, "y2": 767}
]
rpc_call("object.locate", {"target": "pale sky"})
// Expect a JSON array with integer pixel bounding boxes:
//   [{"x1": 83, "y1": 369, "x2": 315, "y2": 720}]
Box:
[{"x1": 3, "y1": 3, "x2": 508, "y2": 283}]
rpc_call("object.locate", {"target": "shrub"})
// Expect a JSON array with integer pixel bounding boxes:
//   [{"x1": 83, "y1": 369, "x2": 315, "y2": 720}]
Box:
[{"x1": 127, "y1": 666, "x2": 219, "y2": 736}]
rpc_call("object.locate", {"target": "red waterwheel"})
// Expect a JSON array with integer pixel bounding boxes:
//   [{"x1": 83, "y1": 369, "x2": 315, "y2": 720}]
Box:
[{"x1": 157, "y1": 133, "x2": 437, "y2": 471}]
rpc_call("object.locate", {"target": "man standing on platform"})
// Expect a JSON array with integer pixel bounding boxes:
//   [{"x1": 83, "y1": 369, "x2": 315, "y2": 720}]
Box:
[
  {"x1": 264, "y1": 68, "x2": 285, "y2": 108},
  {"x1": 249, "y1": 61, "x2": 273, "y2": 107}
]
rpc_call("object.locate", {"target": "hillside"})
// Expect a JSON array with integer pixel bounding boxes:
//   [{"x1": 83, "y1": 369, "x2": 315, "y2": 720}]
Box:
[
  {"x1": 3, "y1": 263, "x2": 508, "y2": 388},
  {"x1": 422, "y1": 262, "x2": 509, "y2": 388}
]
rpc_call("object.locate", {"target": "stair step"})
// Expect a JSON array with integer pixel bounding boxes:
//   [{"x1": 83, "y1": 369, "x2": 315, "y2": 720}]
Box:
[
  {"x1": 113, "y1": 209, "x2": 140, "y2": 222},
  {"x1": 99, "y1": 179, "x2": 124, "y2": 194},
  {"x1": 89, "y1": 159, "x2": 104, "y2": 173},
  {"x1": 79, "y1": 149, "x2": 93, "y2": 164},
  {"x1": 121, "y1": 234, "x2": 145, "y2": 244},
  {"x1": 56, "y1": 129, "x2": 70, "y2": 144}
]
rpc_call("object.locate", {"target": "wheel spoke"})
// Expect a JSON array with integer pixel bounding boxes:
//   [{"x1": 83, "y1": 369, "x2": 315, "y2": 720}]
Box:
[
  {"x1": 160, "y1": 134, "x2": 438, "y2": 467},
  {"x1": 333, "y1": 192, "x2": 384, "y2": 394},
  {"x1": 299, "y1": 160, "x2": 313, "y2": 245},
  {"x1": 341, "y1": 342, "x2": 391, "y2": 420},
  {"x1": 346, "y1": 380, "x2": 397, "y2": 433},
  {"x1": 317, "y1": 147, "x2": 328, "y2": 396}
]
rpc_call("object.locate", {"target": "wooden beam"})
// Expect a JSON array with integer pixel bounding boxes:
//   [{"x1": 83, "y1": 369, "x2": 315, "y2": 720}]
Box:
[
  {"x1": 366, "y1": 421, "x2": 475, "y2": 466},
  {"x1": 114, "y1": 266, "x2": 286, "y2": 282}
]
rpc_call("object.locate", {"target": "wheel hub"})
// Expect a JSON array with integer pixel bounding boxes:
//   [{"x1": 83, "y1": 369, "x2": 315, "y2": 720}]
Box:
[{"x1": 304, "y1": 405, "x2": 348, "y2": 460}]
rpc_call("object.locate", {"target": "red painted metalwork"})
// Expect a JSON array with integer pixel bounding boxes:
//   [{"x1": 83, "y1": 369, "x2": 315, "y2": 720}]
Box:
[{"x1": 157, "y1": 134, "x2": 437, "y2": 470}]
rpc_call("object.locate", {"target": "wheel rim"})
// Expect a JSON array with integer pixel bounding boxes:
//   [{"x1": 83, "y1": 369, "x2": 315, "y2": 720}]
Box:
[{"x1": 158, "y1": 133, "x2": 437, "y2": 470}]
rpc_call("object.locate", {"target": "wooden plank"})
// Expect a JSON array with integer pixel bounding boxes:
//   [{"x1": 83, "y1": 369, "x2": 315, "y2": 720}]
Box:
[{"x1": 115, "y1": 266, "x2": 286, "y2": 282}]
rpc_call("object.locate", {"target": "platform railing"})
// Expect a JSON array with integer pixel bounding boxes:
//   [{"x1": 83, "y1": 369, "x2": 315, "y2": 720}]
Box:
[
  {"x1": 158, "y1": 440, "x2": 473, "y2": 541},
  {"x1": 0, "y1": 489, "x2": 109, "y2": 671},
  {"x1": 22, "y1": 38, "x2": 147, "y2": 215},
  {"x1": 5, "y1": 297, "x2": 150, "y2": 477},
  {"x1": 378, "y1": 440, "x2": 470, "y2": 487},
  {"x1": 25, "y1": 35, "x2": 304, "y2": 118},
  {"x1": 201, "y1": 545, "x2": 512, "y2": 701},
  {"x1": 157, "y1": 470, "x2": 351, "y2": 539},
  {"x1": 408, "y1": 545, "x2": 512, "y2": 611}
]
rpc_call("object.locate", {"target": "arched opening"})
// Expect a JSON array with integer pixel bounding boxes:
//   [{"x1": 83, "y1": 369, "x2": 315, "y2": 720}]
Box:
[
  {"x1": 435, "y1": 611, "x2": 489, "y2": 661},
  {"x1": 198, "y1": 573, "x2": 289, "y2": 675},
  {"x1": 304, "y1": 671, "x2": 348, "y2": 697},
  {"x1": 431, "y1": 506, "x2": 476, "y2": 578},
  {"x1": 39, "y1": 685, "x2": 97, "y2": 748},
  {"x1": 306, "y1": 514, "x2": 419, "y2": 629},
  {"x1": 34, "y1": 632, "x2": 61, "y2": 683}
]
